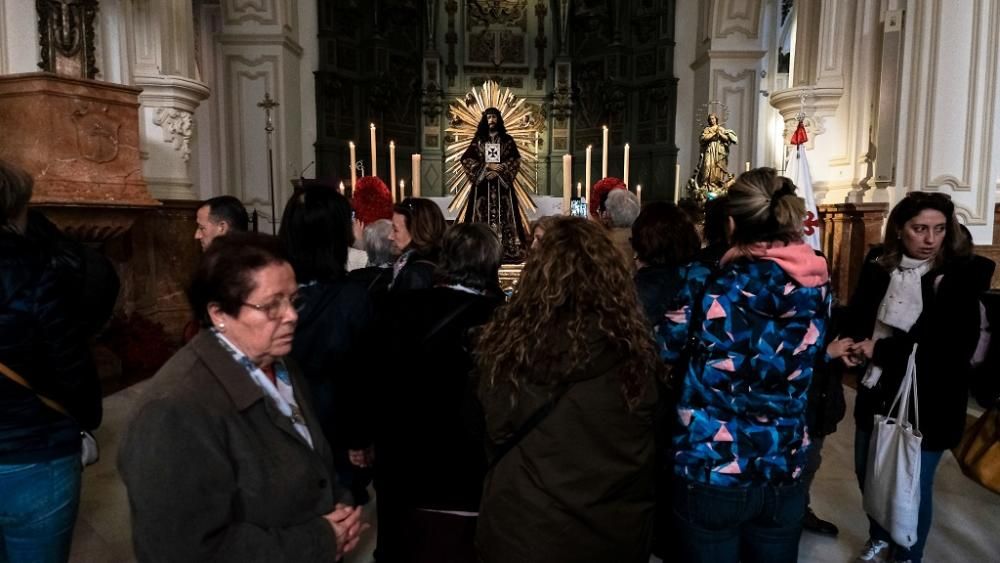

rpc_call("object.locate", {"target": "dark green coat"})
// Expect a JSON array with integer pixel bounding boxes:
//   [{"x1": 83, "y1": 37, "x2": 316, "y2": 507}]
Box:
[{"x1": 476, "y1": 339, "x2": 657, "y2": 563}]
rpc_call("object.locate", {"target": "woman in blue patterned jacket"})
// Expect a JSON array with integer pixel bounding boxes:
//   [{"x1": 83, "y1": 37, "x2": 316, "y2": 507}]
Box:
[{"x1": 657, "y1": 168, "x2": 831, "y2": 563}]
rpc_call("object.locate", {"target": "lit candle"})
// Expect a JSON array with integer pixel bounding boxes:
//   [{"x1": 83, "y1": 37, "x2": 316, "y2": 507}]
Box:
[
  {"x1": 389, "y1": 140, "x2": 396, "y2": 201},
  {"x1": 369, "y1": 123, "x2": 378, "y2": 178},
  {"x1": 349, "y1": 141, "x2": 357, "y2": 189},
  {"x1": 623, "y1": 143, "x2": 630, "y2": 187},
  {"x1": 585, "y1": 145, "x2": 592, "y2": 204},
  {"x1": 745, "y1": 161, "x2": 750, "y2": 172},
  {"x1": 562, "y1": 154, "x2": 572, "y2": 215},
  {"x1": 576, "y1": 181, "x2": 582, "y2": 199},
  {"x1": 674, "y1": 163, "x2": 681, "y2": 204},
  {"x1": 399, "y1": 179, "x2": 405, "y2": 200},
  {"x1": 411, "y1": 154, "x2": 421, "y2": 197},
  {"x1": 637, "y1": 184, "x2": 642, "y2": 205},
  {"x1": 601, "y1": 125, "x2": 609, "y2": 179},
  {"x1": 339, "y1": 181, "x2": 345, "y2": 195}
]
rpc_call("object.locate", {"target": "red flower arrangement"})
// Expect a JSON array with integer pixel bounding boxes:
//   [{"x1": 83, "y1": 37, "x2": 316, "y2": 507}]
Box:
[
  {"x1": 589, "y1": 177, "x2": 627, "y2": 217},
  {"x1": 352, "y1": 176, "x2": 393, "y2": 225}
]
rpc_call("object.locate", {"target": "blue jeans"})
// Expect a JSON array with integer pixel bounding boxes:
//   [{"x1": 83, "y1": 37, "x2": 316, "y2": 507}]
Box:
[
  {"x1": 854, "y1": 429, "x2": 944, "y2": 563},
  {"x1": 671, "y1": 477, "x2": 806, "y2": 563},
  {"x1": 0, "y1": 455, "x2": 82, "y2": 563}
]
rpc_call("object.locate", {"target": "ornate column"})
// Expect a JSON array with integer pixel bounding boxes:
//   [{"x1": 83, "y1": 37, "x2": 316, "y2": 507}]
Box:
[
  {"x1": 689, "y1": 0, "x2": 767, "y2": 174},
  {"x1": 892, "y1": 0, "x2": 1000, "y2": 244},
  {"x1": 214, "y1": 0, "x2": 308, "y2": 229},
  {"x1": 131, "y1": 0, "x2": 209, "y2": 200}
]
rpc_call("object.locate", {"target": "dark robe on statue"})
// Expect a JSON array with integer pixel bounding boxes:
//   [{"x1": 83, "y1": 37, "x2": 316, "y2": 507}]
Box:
[{"x1": 460, "y1": 133, "x2": 528, "y2": 262}]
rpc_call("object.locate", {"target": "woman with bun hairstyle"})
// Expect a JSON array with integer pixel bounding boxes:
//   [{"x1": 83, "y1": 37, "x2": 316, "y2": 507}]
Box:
[{"x1": 656, "y1": 168, "x2": 831, "y2": 563}]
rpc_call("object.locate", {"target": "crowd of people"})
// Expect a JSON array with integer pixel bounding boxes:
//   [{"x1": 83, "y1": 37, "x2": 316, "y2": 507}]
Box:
[{"x1": 0, "y1": 157, "x2": 996, "y2": 563}]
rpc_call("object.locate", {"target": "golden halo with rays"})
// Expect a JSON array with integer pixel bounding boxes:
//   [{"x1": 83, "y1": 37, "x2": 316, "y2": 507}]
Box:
[{"x1": 445, "y1": 81, "x2": 539, "y2": 226}]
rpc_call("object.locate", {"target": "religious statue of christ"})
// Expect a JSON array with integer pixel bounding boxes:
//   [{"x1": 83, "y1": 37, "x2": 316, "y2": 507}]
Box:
[{"x1": 458, "y1": 107, "x2": 528, "y2": 262}]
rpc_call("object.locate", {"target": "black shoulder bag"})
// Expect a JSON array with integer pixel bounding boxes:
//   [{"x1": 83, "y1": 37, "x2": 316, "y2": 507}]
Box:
[{"x1": 486, "y1": 383, "x2": 570, "y2": 471}]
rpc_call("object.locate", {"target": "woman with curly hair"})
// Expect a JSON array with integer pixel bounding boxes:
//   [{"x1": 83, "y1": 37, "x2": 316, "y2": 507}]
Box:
[{"x1": 474, "y1": 217, "x2": 659, "y2": 563}]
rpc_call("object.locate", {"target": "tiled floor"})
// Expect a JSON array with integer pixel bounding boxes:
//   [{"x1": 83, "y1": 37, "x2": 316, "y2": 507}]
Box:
[{"x1": 70, "y1": 383, "x2": 999, "y2": 562}]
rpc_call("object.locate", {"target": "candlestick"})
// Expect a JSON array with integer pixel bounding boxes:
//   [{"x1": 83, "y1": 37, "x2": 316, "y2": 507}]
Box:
[
  {"x1": 369, "y1": 123, "x2": 377, "y2": 178},
  {"x1": 623, "y1": 143, "x2": 630, "y2": 187},
  {"x1": 349, "y1": 141, "x2": 357, "y2": 189},
  {"x1": 637, "y1": 184, "x2": 642, "y2": 205},
  {"x1": 389, "y1": 141, "x2": 396, "y2": 202},
  {"x1": 601, "y1": 125, "x2": 609, "y2": 179},
  {"x1": 674, "y1": 163, "x2": 681, "y2": 204},
  {"x1": 585, "y1": 145, "x2": 593, "y2": 204},
  {"x1": 562, "y1": 154, "x2": 572, "y2": 215},
  {"x1": 399, "y1": 179, "x2": 405, "y2": 200},
  {"x1": 411, "y1": 154, "x2": 421, "y2": 196}
]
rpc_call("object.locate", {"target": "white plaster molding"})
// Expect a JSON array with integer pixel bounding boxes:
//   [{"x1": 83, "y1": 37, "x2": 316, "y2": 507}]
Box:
[
  {"x1": 215, "y1": 33, "x2": 304, "y2": 56},
  {"x1": 152, "y1": 108, "x2": 194, "y2": 162},
  {"x1": 714, "y1": 0, "x2": 763, "y2": 40},
  {"x1": 134, "y1": 73, "x2": 211, "y2": 111},
  {"x1": 224, "y1": 0, "x2": 280, "y2": 26},
  {"x1": 770, "y1": 86, "x2": 843, "y2": 146}
]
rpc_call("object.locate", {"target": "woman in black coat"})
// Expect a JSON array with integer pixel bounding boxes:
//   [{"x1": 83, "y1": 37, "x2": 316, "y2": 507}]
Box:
[
  {"x1": 843, "y1": 193, "x2": 994, "y2": 563},
  {"x1": 372, "y1": 223, "x2": 504, "y2": 563},
  {"x1": 278, "y1": 185, "x2": 375, "y2": 504},
  {"x1": 389, "y1": 198, "x2": 447, "y2": 293}
]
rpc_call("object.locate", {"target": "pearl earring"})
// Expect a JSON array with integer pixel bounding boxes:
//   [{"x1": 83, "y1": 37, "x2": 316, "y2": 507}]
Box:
[{"x1": 217, "y1": 323, "x2": 226, "y2": 332}]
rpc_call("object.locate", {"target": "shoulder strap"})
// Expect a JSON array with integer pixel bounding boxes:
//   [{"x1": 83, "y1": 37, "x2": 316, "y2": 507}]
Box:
[
  {"x1": 487, "y1": 384, "x2": 570, "y2": 471},
  {"x1": 0, "y1": 360, "x2": 71, "y2": 417},
  {"x1": 422, "y1": 299, "x2": 477, "y2": 345}
]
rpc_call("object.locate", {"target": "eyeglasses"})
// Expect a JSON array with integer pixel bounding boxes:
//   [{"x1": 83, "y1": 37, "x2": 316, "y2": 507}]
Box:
[{"x1": 241, "y1": 293, "x2": 305, "y2": 320}]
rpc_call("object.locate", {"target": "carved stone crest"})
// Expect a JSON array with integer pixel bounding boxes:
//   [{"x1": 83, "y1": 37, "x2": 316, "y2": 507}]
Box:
[
  {"x1": 71, "y1": 101, "x2": 120, "y2": 163},
  {"x1": 153, "y1": 108, "x2": 195, "y2": 162}
]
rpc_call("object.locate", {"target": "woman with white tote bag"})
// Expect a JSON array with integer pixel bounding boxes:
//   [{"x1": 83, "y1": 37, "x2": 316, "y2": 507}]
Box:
[{"x1": 840, "y1": 193, "x2": 993, "y2": 563}]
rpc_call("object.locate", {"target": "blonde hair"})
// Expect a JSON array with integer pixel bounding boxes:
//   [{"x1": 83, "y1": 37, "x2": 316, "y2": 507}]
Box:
[{"x1": 727, "y1": 167, "x2": 806, "y2": 244}]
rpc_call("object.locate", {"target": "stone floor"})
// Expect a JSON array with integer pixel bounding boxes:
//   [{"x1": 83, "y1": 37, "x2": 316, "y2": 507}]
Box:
[{"x1": 69, "y1": 383, "x2": 999, "y2": 562}]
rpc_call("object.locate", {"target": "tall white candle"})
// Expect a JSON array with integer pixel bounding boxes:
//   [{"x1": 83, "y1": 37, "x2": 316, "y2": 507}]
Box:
[
  {"x1": 637, "y1": 184, "x2": 642, "y2": 205},
  {"x1": 562, "y1": 154, "x2": 572, "y2": 215},
  {"x1": 349, "y1": 141, "x2": 357, "y2": 189},
  {"x1": 601, "y1": 125, "x2": 609, "y2": 179},
  {"x1": 389, "y1": 140, "x2": 396, "y2": 201},
  {"x1": 369, "y1": 123, "x2": 377, "y2": 178},
  {"x1": 399, "y1": 179, "x2": 405, "y2": 201},
  {"x1": 674, "y1": 163, "x2": 681, "y2": 204},
  {"x1": 576, "y1": 182, "x2": 582, "y2": 199},
  {"x1": 339, "y1": 181, "x2": 345, "y2": 195},
  {"x1": 745, "y1": 161, "x2": 750, "y2": 172},
  {"x1": 585, "y1": 145, "x2": 592, "y2": 203},
  {"x1": 411, "y1": 154, "x2": 421, "y2": 197},
  {"x1": 623, "y1": 143, "x2": 630, "y2": 187}
]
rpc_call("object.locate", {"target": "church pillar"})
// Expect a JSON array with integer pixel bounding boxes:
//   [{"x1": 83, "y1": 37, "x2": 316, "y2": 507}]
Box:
[
  {"x1": 0, "y1": 0, "x2": 39, "y2": 73},
  {"x1": 892, "y1": 0, "x2": 1000, "y2": 244},
  {"x1": 212, "y1": 0, "x2": 311, "y2": 230},
  {"x1": 131, "y1": 0, "x2": 209, "y2": 201},
  {"x1": 689, "y1": 0, "x2": 767, "y2": 178}
]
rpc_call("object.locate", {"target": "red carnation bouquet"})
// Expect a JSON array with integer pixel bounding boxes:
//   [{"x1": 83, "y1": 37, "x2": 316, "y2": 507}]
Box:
[
  {"x1": 352, "y1": 176, "x2": 393, "y2": 225},
  {"x1": 589, "y1": 177, "x2": 626, "y2": 217}
]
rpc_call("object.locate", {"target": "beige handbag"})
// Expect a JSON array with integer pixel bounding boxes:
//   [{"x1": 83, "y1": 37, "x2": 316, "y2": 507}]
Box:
[{"x1": 953, "y1": 406, "x2": 1000, "y2": 495}]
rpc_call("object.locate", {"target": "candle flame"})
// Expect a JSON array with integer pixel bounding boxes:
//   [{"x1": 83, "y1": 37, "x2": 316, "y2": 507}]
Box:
[
  {"x1": 370, "y1": 123, "x2": 375, "y2": 128},
  {"x1": 349, "y1": 141, "x2": 355, "y2": 147}
]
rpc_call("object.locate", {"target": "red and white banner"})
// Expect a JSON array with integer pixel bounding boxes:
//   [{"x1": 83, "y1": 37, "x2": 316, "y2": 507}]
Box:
[{"x1": 787, "y1": 121, "x2": 822, "y2": 251}]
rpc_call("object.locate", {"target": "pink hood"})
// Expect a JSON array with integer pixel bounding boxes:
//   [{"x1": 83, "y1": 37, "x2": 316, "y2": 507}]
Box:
[{"x1": 721, "y1": 241, "x2": 829, "y2": 288}]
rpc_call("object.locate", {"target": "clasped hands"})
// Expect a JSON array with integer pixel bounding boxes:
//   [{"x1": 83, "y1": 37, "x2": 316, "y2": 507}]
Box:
[
  {"x1": 324, "y1": 503, "x2": 369, "y2": 558},
  {"x1": 827, "y1": 337, "x2": 876, "y2": 367},
  {"x1": 485, "y1": 163, "x2": 500, "y2": 180}
]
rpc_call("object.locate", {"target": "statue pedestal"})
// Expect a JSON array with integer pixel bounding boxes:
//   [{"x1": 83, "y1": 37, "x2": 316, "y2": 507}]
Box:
[
  {"x1": 0, "y1": 73, "x2": 159, "y2": 240},
  {"x1": 817, "y1": 203, "x2": 888, "y2": 300}
]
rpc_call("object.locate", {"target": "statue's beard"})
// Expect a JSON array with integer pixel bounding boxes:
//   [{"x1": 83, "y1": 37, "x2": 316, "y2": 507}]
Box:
[{"x1": 489, "y1": 124, "x2": 497, "y2": 133}]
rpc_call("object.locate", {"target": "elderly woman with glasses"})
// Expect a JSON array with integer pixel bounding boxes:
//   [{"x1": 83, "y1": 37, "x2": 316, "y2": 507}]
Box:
[{"x1": 118, "y1": 233, "x2": 367, "y2": 562}]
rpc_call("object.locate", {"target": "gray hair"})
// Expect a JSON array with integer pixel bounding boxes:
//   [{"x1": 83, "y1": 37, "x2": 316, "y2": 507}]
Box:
[
  {"x1": 0, "y1": 160, "x2": 33, "y2": 227},
  {"x1": 363, "y1": 219, "x2": 395, "y2": 267},
  {"x1": 605, "y1": 189, "x2": 641, "y2": 228}
]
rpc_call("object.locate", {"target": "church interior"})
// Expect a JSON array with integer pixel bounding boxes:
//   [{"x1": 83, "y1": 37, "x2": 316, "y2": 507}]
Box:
[{"x1": 1, "y1": 1, "x2": 998, "y2": 562}]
